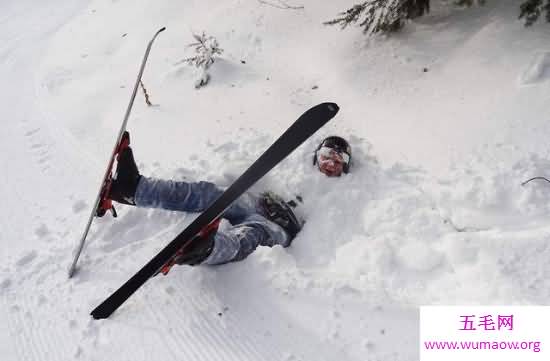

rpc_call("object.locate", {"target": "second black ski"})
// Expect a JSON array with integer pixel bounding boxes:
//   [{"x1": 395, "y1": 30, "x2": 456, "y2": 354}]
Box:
[{"x1": 91, "y1": 102, "x2": 339, "y2": 319}]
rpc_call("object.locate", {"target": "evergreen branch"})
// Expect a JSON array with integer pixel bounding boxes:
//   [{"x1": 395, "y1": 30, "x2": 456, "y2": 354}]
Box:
[
  {"x1": 518, "y1": 0, "x2": 550, "y2": 26},
  {"x1": 327, "y1": 0, "x2": 550, "y2": 36},
  {"x1": 324, "y1": 0, "x2": 430, "y2": 35}
]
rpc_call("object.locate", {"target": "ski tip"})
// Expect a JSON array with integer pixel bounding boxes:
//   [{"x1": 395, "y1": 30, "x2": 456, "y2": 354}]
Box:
[
  {"x1": 67, "y1": 265, "x2": 77, "y2": 278},
  {"x1": 90, "y1": 307, "x2": 109, "y2": 320},
  {"x1": 320, "y1": 102, "x2": 339, "y2": 115},
  {"x1": 159, "y1": 27, "x2": 166, "y2": 32},
  {"x1": 327, "y1": 102, "x2": 339, "y2": 114}
]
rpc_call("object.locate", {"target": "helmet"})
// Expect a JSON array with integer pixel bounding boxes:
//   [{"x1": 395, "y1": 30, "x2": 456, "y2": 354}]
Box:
[{"x1": 313, "y1": 136, "x2": 352, "y2": 175}]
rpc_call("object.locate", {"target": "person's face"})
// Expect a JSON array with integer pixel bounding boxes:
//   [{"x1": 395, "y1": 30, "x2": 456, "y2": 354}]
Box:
[{"x1": 316, "y1": 147, "x2": 346, "y2": 177}]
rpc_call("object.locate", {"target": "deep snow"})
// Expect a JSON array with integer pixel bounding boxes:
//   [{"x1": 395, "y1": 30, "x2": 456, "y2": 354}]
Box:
[{"x1": 2, "y1": 0, "x2": 550, "y2": 360}]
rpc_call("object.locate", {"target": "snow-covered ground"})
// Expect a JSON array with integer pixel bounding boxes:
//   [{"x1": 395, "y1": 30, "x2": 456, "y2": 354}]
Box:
[{"x1": 2, "y1": 0, "x2": 550, "y2": 360}]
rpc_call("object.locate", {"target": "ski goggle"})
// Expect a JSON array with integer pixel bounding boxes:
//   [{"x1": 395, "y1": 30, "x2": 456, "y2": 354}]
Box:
[{"x1": 316, "y1": 146, "x2": 350, "y2": 165}]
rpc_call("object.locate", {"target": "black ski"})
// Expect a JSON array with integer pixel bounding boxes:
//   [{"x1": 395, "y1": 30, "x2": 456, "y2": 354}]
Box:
[{"x1": 90, "y1": 102, "x2": 339, "y2": 319}]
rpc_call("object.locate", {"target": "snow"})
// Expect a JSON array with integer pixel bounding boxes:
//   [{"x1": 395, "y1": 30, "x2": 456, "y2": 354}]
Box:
[{"x1": 2, "y1": 0, "x2": 550, "y2": 360}]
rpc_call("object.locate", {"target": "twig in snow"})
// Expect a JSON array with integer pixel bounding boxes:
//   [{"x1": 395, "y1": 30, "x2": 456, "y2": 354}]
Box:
[
  {"x1": 412, "y1": 184, "x2": 490, "y2": 233},
  {"x1": 140, "y1": 80, "x2": 154, "y2": 106},
  {"x1": 258, "y1": 0, "x2": 304, "y2": 10},
  {"x1": 441, "y1": 216, "x2": 489, "y2": 233},
  {"x1": 521, "y1": 176, "x2": 550, "y2": 186}
]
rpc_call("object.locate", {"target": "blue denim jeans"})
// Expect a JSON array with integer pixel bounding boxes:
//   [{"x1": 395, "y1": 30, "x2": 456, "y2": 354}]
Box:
[{"x1": 134, "y1": 177, "x2": 290, "y2": 265}]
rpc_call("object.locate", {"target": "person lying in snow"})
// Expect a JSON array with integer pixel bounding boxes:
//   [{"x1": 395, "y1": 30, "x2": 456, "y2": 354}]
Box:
[{"x1": 107, "y1": 135, "x2": 352, "y2": 266}]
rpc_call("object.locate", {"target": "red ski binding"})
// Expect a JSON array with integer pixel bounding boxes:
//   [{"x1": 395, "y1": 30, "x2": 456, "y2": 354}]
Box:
[
  {"x1": 96, "y1": 131, "x2": 131, "y2": 218},
  {"x1": 158, "y1": 219, "x2": 221, "y2": 275}
]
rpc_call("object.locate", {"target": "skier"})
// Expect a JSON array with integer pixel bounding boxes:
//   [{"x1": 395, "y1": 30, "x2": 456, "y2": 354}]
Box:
[{"x1": 108, "y1": 135, "x2": 352, "y2": 266}]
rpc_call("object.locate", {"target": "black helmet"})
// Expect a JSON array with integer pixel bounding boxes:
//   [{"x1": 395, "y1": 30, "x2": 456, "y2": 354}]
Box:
[{"x1": 313, "y1": 136, "x2": 352, "y2": 174}]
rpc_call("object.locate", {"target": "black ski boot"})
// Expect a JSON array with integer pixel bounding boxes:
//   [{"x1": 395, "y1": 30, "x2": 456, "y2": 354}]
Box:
[
  {"x1": 174, "y1": 231, "x2": 216, "y2": 266},
  {"x1": 109, "y1": 146, "x2": 141, "y2": 206},
  {"x1": 259, "y1": 191, "x2": 303, "y2": 243},
  {"x1": 156, "y1": 220, "x2": 220, "y2": 275}
]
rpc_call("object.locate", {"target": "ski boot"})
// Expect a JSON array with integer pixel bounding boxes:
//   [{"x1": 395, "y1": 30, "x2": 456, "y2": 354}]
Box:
[
  {"x1": 109, "y1": 145, "x2": 141, "y2": 206},
  {"x1": 259, "y1": 191, "x2": 303, "y2": 243},
  {"x1": 96, "y1": 131, "x2": 141, "y2": 217}
]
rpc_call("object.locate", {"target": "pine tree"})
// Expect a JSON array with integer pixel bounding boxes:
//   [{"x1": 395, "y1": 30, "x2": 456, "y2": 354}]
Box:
[
  {"x1": 325, "y1": 0, "x2": 550, "y2": 36},
  {"x1": 519, "y1": 0, "x2": 550, "y2": 26},
  {"x1": 182, "y1": 32, "x2": 223, "y2": 88},
  {"x1": 324, "y1": 0, "x2": 430, "y2": 35}
]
